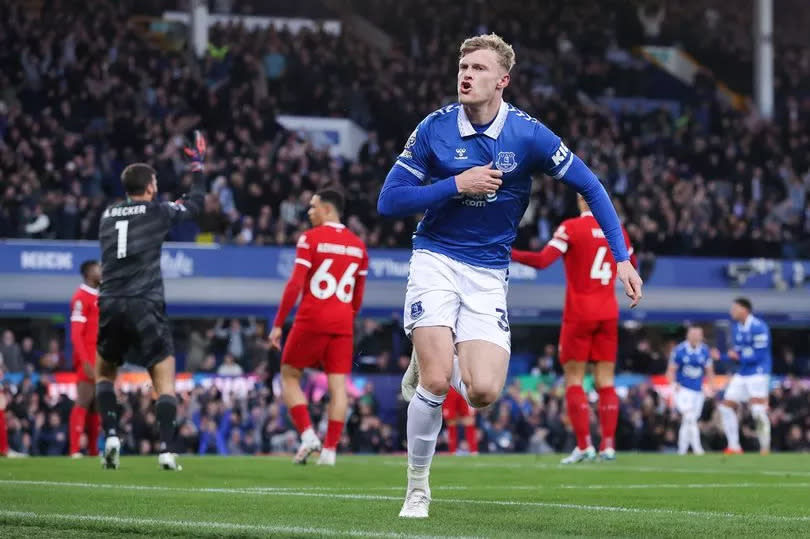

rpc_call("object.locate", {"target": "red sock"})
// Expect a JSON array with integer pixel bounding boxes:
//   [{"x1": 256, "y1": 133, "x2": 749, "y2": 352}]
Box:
[
  {"x1": 86, "y1": 412, "x2": 101, "y2": 456},
  {"x1": 465, "y1": 424, "x2": 478, "y2": 453},
  {"x1": 447, "y1": 424, "x2": 458, "y2": 453},
  {"x1": 565, "y1": 385, "x2": 592, "y2": 450},
  {"x1": 0, "y1": 409, "x2": 8, "y2": 456},
  {"x1": 69, "y1": 405, "x2": 87, "y2": 455},
  {"x1": 323, "y1": 419, "x2": 344, "y2": 450},
  {"x1": 289, "y1": 404, "x2": 312, "y2": 434},
  {"x1": 597, "y1": 386, "x2": 619, "y2": 451}
]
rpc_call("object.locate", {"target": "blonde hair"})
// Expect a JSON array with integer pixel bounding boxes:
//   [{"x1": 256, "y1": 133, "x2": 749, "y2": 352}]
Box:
[{"x1": 459, "y1": 33, "x2": 516, "y2": 73}]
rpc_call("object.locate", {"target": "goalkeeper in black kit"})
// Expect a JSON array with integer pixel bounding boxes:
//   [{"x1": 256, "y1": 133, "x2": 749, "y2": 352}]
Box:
[{"x1": 95, "y1": 131, "x2": 208, "y2": 471}]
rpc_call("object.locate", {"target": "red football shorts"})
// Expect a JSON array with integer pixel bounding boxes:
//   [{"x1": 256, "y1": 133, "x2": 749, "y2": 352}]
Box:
[
  {"x1": 559, "y1": 319, "x2": 618, "y2": 364},
  {"x1": 75, "y1": 359, "x2": 95, "y2": 384},
  {"x1": 281, "y1": 326, "x2": 353, "y2": 374},
  {"x1": 442, "y1": 388, "x2": 473, "y2": 420}
]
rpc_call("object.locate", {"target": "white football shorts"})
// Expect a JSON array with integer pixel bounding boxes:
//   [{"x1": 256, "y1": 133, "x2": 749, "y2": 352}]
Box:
[
  {"x1": 675, "y1": 387, "x2": 705, "y2": 418},
  {"x1": 724, "y1": 374, "x2": 770, "y2": 402},
  {"x1": 403, "y1": 249, "x2": 511, "y2": 353}
]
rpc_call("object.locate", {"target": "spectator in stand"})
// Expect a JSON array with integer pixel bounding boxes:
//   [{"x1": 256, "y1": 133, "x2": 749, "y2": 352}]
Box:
[{"x1": 217, "y1": 353, "x2": 245, "y2": 376}]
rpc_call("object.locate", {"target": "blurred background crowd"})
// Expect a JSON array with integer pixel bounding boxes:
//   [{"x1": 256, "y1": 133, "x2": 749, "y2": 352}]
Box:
[
  {"x1": 2, "y1": 0, "x2": 810, "y2": 257},
  {"x1": 4, "y1": 370, "x2": 810, "y2": 457}
]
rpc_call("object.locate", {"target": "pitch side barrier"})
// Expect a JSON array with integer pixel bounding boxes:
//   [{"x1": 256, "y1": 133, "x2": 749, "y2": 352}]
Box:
[{"x1": 1, "y1": 240, "x2": 808, "y2": 322}]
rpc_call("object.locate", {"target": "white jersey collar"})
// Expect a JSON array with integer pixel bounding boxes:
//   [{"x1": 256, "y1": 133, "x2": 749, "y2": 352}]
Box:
[
  {"x1": 324, "y1": 222, "x2": 345, "y2": 229},
  {"x1": 80, "y1": 283, "x2": 99, "y2": 296},
  {"x1": 580, "y1": 211, "x2": 593, "y2": 217},
  {"x1": 457, "y1": 100, "x2": 509, "y2": 140},
  {"x1": 742, "y1": 314, "x2": 754, "y2": 331}
]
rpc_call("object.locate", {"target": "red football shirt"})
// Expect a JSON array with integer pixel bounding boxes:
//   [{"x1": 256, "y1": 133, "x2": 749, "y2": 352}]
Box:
[
  {"x1": 70, "y1": 284, "x2": 100, "y2": 368},
  {"x1": 552, "y1": 212, "x2": 633, "y2": 321},
  {"x1": 273, "y1": 222, "x2": 369, "y2": 335}
]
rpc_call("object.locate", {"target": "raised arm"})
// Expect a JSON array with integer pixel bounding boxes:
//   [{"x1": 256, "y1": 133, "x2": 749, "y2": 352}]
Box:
[{"x1": 161, "y1": 130, "x2": 208, "y2": 223}]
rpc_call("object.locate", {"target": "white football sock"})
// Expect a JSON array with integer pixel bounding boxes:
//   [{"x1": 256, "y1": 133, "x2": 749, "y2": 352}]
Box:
[
  {"x1": 751, "y1": 404, "x2": 771, "y2": 452},
  {"x1": 678, "y1": 419, "x2": 690, "y2": 454},
  {"x1": 719, "y1": 404, "x2": 741, "y2": 450},
  {"x1": 407, "y1": 385, "x2": 446, "y2": 489},
  {"x1": 690, "y1": 418, "x2": 704, "y2": 453}
]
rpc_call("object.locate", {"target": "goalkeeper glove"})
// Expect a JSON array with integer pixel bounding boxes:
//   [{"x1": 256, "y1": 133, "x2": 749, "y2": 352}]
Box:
[{"x1": 183, "y1": 130, "x2": 207, "y2": 172}]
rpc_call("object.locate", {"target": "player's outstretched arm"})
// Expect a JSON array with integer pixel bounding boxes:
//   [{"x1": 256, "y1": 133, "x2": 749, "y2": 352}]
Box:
[
  {"x1": 511, "y1": 244, "x2": 563, "y2": 270},
  {"x1": 161, "y1": 130, "x2": 208, "y2": 222},
  {"x1": 552, "y1": 154, "x2": 642, "y2": 306}
]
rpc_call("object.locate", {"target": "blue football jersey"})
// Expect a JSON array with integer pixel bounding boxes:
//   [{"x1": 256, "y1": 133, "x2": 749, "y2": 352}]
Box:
[
  {"x1": 395, "y1": 101, "x2": 576, "y2": 268},
  {"x1": 672, "y1": 341, "x2": 712, "y2": 392},
  {"x1": 732, "y1": 315, "x2": 772, "y2": 376}
]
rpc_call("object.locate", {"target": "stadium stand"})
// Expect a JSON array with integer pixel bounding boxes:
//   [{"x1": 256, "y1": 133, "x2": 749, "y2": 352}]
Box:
[{"x1": 1, "y1": 0, "x2": 809, "y2": 257}]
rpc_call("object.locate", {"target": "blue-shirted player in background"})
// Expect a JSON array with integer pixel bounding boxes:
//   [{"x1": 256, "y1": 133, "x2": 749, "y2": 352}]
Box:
[
  {"x1": 377, "y1": 33, "x2": 644, "y2": 518},
  {"x1": 714, "y1": 297, "x2": 772, "y2": 455},
  {"x1": 666, "y1": 326, "x2": 715, "y2": 455}
]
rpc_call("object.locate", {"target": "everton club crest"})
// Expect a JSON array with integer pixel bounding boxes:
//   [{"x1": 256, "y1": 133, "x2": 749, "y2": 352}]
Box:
[{"x1": 495, "y1": 152, "x2": 518, "y2": 173}]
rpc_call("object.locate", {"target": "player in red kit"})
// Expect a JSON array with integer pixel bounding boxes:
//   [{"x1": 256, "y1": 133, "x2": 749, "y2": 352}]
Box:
[
  {"x1": 269, "y1": 189, "x2": 368, "y2": 466},
  {"x1": 443, "y1": 386, "x2": 477, "y2": 454},
  {"x1": 512, "y1": 194, "x2": 637, "y2": 463},
  {"x1": 68, "y1": 260, "x2": 102, "y2": 457}
]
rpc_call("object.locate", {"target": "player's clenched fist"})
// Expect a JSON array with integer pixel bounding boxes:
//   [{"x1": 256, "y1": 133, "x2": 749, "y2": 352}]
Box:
[{"x1": 454, "y1": 162, "x2": 503, "y2": 196}]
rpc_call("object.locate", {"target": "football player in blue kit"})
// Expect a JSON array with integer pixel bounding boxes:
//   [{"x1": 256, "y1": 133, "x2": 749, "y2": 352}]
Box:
[
  {"x1": 715, "y1": 298, "x2": 772, "y2": 455},
  {"x1": 667, "y1": 326, "x2": 715, "y2": 455},
  {"x1": 377, "y1": 33, "x2": 644, "y2": 518}
]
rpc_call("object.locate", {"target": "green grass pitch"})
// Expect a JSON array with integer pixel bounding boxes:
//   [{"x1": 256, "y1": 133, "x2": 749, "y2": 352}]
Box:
[{"x1": 1, "y1": 453, "x2": 808, "y2": 537}]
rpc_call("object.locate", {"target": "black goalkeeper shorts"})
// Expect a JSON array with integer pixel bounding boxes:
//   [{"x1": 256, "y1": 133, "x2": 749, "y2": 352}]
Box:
[{"x1": 97, "y1": 297, "x2": 174, "y2": 368}]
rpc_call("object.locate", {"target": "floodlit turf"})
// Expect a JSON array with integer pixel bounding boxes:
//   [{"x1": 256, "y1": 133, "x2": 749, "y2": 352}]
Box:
[{"x1": 1, "y1": 453, "x2": 808, "y2": 537}]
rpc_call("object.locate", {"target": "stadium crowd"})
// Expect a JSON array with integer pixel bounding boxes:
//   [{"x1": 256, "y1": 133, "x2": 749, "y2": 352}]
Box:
[
  {"x1": 1, "y1": 0, "x2": 810, "y2": 257},
  {"x1": 3, "y1": 367, "x2": 810, "y2": 457}
]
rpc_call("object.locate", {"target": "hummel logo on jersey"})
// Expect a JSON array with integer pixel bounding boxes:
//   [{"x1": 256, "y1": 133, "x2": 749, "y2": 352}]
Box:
[
  {"x1": 455, "y1": 148, "x2": 467, "y2": 160},
  {"x1": 495, "y1": 151, "x2": 518, "y2": 173},
  {"x1": 551, "y1": 142, "x2": 570, "y2": 166}
]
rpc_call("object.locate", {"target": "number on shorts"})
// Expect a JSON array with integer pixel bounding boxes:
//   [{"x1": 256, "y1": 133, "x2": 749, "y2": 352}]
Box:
[
  {"x1": 310, "y1": 259, "x2": 359, "y2": 303},
  {"x1": 115, "y1": 220, "x2": 128, "y2": 259},
  {"x1": 495, "y1": 308, "x2": 510, "y2": 332},
  {"x1": 590, "y1": 246, "x2": 612, "y2": 285}
]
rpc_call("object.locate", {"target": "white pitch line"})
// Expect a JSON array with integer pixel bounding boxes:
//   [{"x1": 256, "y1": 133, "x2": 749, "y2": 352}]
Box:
[
  {"x1": 0, "y1": 510, "x2": 465, "y2": 539},
  {"x1": 381, "y1": 460, "x2": 810, "y2": 477},
  {"x1": 2, "y1": 480, "x2": 809, "y2": 524},
  {"x1": 249, "y1": 483, "x2": 810, "y2": 492}
]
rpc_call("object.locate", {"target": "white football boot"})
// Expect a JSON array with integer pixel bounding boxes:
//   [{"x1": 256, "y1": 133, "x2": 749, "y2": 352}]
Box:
[
  {"x1": 293, "y1": 430, "x2": 322, "y2": 465},
  {"x1": 560, "y1": 445, "x2": 597, "y2": 464},
  {"x1": 317, "y1": 448, "x2": 336, "y2": 466},
  {"x1": 101, "y1": 436, "x2": 120, "y2": 470},
  {"x1": 159, "y1": 452, "x2": 182, "y2": 471},
  {"x1": 401, "y1": 348, "x2": 420, "y2": 402},
  {"x1": 599, "y1": 447, "x2": 616, "y2": 461},
  {"x1": 399, "y1": 466, "x2": 431, "y2": 518}
]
